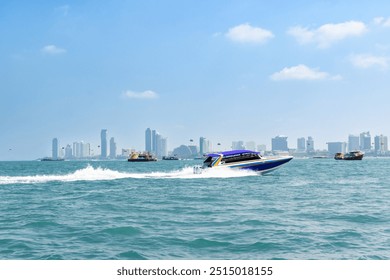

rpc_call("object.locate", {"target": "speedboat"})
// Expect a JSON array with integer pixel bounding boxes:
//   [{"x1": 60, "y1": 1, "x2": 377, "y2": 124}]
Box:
[{"x1": 193, "y1": 150, "x2": 293, "y2": 174}]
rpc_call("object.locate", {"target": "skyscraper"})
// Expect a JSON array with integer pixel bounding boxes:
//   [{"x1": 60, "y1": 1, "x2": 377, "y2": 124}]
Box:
[
  {"x1": 374, "y1": 135, "x2": 388, "y2": 154},
  {"x1": 306, "y1": 136, "x2": 314, "y2": 153},
  {"x1": 100, "y1": 129, "x2": 108, "y2": 159},
  {"x1": 152, "y1": 129, "x2": 157, "y2": 154},
  {"x1": 52, "y1": 138, "x2": 59, "y2": 160},
  {"x1": 110, "y1": 137, "x2": 117, "y2": 159},
  {"x1": 297, "y1": 137, "x2": 306, "y2": 151},
  {"x1": 360, "y1": 132, "x2": 371, "y2": 151},
  {"x1": 145, "y1": 128, "x2": 152, "y2": 152},
  {"x1": 327, "y1": 142, "x2": 347, "y2": 155},
  {"x1": 199, "y1": 137, "x2": 206, "y2": 156},
  {"x1": 272, "y1": 135, "x2": 288, "y2": 151},
  {"x1": 348, "y1": 135, "x2": 360, "y2": 152}
]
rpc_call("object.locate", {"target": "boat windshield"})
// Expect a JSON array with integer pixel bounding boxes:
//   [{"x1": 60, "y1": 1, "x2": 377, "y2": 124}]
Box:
[{"x1": 203, "y1": 156, "x2": 219, "y2": 168}]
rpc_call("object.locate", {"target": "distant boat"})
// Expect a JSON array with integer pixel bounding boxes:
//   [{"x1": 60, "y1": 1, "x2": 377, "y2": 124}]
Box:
[
  {"x1": 40, "y1": 157, "x2": 64, "y2": 161},
  {"x1": 127, "y1": 152, "x2": 157, "y2": 162},
  {"x1": 193, "y1": 149, "x2": 293, "y2": 174},
  {"x1": 334, "y1": 151, "x2": 364, "y2": 160},
  {"x1": 162, "y1": 156, "x2": 179, "y2": 160},
  {"x1": 313, "y1": 156, "x2": 328, "y2": 159}
]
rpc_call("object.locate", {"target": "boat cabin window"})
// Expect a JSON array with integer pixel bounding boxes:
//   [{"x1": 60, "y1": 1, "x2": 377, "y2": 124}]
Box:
[{"x1": 222, "y1": 153, "x2": 260, "y2": 164}]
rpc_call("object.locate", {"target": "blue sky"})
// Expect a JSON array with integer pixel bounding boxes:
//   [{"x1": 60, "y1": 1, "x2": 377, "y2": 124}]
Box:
[{"x1": 1, "y1": 0, "x2": 390, "y2": 159}]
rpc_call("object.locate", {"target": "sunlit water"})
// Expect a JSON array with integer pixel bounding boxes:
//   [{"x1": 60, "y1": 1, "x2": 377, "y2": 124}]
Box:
[{"x1": 1, "y1": 158, "x2": 389, "y2": 259}]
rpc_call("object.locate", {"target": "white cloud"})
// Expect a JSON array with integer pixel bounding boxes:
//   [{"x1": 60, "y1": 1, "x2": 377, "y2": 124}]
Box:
[
  {"x1": 374, "y1": 17, "x2": 390, "y2": 27},
  {"x1": 226, "y1": 23, "x2": 274, "y2": 44},
  {"x1": 350, "y1": 54, "x2": 389, "y2": 69},
  {"x1": 288, "y1": 21, "x2": 368, "y2": 48},
  {"x1": 270, "y1": 64, "x2": 341, "y2": 81},
  {"x1": 123, "y1": 90, "x2": 158, "y2": 99},
  {"x1": 41, "y1": 45, "x2": 66, "y2": 55}
]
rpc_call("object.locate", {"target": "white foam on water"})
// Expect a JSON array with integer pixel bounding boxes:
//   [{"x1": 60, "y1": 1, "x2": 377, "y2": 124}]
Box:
[{"x1": 0, "y1": 165, "x2": 258, "y2": 185}]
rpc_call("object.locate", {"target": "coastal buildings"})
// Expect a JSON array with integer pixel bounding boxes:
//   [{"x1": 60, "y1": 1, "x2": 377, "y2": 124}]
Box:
[
  {"x1": 374, "y1": 135, "x2": 388, "y2": 154},
  {"x1": 348, "y1": 135, "x2": 360, "y2": 152},
  {"x1": 100, "y1": 129, "x2": 108, "y2": 159},
  {"x1": 145, "y1": 128, "x2": 168, "y2": 158},
  {"x1": 46, "y1": 128, "x2": 390, "y2": 161},
  {"x1": 327, "y1": 142, "x2": 347, "y2": 155},
  {"x1": 272, "y1": 135, "x2": 288, "y2": 152},
  {"x1": 52, "y1": 138, "x2": 59, "y2": 160},
  {"x1": 306, "y1": 137, "x2": 314, "y2": 153},
  {"x1": 110, "y1": 137, "x2": 117, "y2": 159},
  {"x1": 360, "y1": 132, "x2": 371, "y2": 152}
]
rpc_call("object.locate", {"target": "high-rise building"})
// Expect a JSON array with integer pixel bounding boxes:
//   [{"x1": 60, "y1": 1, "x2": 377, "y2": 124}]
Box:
[
  {"x1": 306, "y1": 136, "x2": 314, "y2": 153},
  {"x1": 52, "y1": 138, "x2": 59, "y2": 159},
  {"x1": 199, "y1": 137, "x2": 211, "y2": 154},
  {"x1": 327, "y1": 142, "x2": 347, "y2": 155},
  {"x1": 374, "y1": 135, "x2": 388, "y2": 154},
  {"x1": 64, "y1": 144, "x2": 72, "y2": 159},
  {"x1": 360, "y1": 132, "x2": 371, "y2": 151},
  {"x1": 145, "y1": 128, "x2": 152, "y2": 152},
  {"x1": 110, "y1": 137, "x2": 117, "y2": 159},
  {"x1": 348, "y1": 135, "x2": 360, "y2": 152},
  {"x1": 152, "y1": 129, "x2": 157, "y2": 154},
  {"x1": 100, "y1": 129, "x2": 108, "y2": 158},
  {"x1": 232, "y1": 141, "x2": 245, "y2": 150},
  {"x1": 272, "y1": 135, "x2": 288, "y2": 151},
  {"x1": 297, "y1": 137, "x2": 306, "y2": 151}
]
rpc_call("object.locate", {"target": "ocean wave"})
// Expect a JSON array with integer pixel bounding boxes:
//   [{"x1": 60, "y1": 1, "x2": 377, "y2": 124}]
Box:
[{"x1": 0, "y1": 165, "x2": 257, "y2": 185}]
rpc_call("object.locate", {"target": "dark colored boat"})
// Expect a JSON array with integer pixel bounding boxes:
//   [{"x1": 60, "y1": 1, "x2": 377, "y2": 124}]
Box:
[
  {"x1": 334, "y1": 151, "x2": 364, "y2": 160},
  {"x1": 40, "y1": 157, "x2": 64, "y2": 161},
  {"x1": 162, "y1": 156, "x2": 179, "y2": 160},
  {"x1": 128, "y1": 152, "x2": 157, "y2": 162}
]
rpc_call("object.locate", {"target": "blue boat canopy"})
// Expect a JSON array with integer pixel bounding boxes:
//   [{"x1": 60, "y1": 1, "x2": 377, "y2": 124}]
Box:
[{"x1": 207, "y1": 150, "x2": 260, "y2": 157}]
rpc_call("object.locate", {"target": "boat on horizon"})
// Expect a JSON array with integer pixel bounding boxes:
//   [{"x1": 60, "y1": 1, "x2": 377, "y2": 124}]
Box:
[
  {"x1": 40, "y1": 157, "x2": 64, "y2": 161},
  {"x1": 127, "y1": 152, "x2": 157, "y2": 162},
  {"x1": 193, "y1": 150, "x2": 293, "y2": 174},
  {"x1": 334, "y1": 151, "x2": 364, "y2": 160},
  {"x1": 162, "y1": 156, "x2": 179, "y2": 160}
]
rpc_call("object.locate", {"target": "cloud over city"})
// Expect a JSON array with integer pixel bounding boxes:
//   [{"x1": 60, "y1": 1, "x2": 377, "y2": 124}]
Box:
[
  {"x1": 123, "y1": 90, "x2": 159, "y2": 99},
  {"x1": 270, "y1": 64, "x2": 341, "y2": 81},
  {"x1": 41, "y1": 45, "x2": 67, "y2": 55},
  {"x1": 225, "y1": 23, "x2": 274, "y2": 44},
  {"x1": 288, "y1": 21, "x2": 368, "y2": 48},
  {"x1": 350, "y1": 54, "x2": 389, "y2": 69}
]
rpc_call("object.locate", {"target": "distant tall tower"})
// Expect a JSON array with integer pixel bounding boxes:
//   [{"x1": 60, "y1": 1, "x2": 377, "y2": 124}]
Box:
[
  {"x1": 100, "y1": 129, "x2": 108, "y2": 158},
  {"x1": 297, "y1": 137, "x2": 306, "y2": 151},
  {"x1": 52, "y1": 138, "x2": 59, "y2": 160},
  {"x1": 306, "y1": 136, "x2": 314, "y2": 153},
  {"x1": 199, "y1": 137, "x2": 206, "y2": 156},
  {"x1": 152, "y1": 129, "x2": 157, "y2": 154},
  {"x1": 272, "y1": 135, "x2": 288, "y2": 151},
  {"x1": 145, "y1": 128, "x2": 152, "y2": 152},
  {"x1": 109, "y1": 137, "x2": 116, "y2": 159},
  {"x1": 360, "y1": 132, "x2": 371, "y2": 151},
  {"x1": 348, "y1": 135, "x2": 360, "y2": 152}
]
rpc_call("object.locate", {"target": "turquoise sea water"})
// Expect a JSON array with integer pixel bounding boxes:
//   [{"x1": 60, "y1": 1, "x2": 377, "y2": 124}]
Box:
[{"x1": 0, "y1": 158, "x2": 389, "y2": 260}]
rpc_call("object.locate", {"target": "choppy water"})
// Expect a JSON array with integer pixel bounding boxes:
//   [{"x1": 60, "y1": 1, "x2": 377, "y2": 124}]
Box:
[{"x1": 0, "y1": 158, "x2": 390, "y2": 260}]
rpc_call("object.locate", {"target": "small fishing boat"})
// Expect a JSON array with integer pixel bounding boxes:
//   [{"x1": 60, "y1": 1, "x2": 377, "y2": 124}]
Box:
[
  {"x1": 193, "y1": 150, "x2": 293, "y2": 174},
  {"x1": 334, "y1": 151, "x2": 364, "y2": 160}
]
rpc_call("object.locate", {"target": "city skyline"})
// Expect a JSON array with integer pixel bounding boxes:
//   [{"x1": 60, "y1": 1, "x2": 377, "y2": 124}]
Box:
[
  {"x1": 45, "y1": 127, "x2": 388, "y2": 160},
  {"x1": 2, "y1": 1, "x2": 390, "y2": 160}
]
